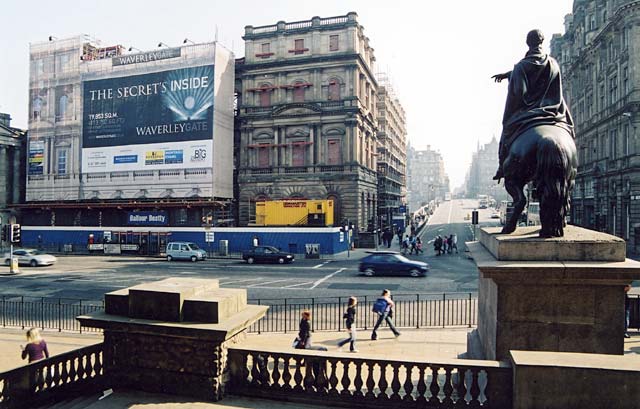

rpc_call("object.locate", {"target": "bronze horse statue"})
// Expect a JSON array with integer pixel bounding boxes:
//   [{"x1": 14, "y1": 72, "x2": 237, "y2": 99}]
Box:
[
  {"x1": 493, "y1": 29, "x2": 577, "y2": 238},
  {"x1": 500, "y1": 125, "x2": 577, "y2": 237}
]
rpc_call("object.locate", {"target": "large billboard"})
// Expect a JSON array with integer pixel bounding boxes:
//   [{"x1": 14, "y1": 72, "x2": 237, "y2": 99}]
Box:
[{"x1": 82, "y1": 65, "x2": 214, "y2": 173}]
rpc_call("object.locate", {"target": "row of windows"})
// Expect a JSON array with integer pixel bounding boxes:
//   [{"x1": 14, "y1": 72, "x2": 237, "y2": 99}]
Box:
[
  {"x1": 578, "y1": 123, "x2": 632, "y2": 164},
  {"x1": 257, "y1": 35, "x2": 340, "y2": 58},
  {"x1": 254, "y1": 81, "x2": 341, "y2": 106}
]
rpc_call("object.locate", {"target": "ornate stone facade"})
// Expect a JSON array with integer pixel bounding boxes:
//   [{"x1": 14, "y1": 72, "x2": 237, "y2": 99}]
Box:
[
  {"x1": 236, "y1": 13, "x2": 379, "y2": 230},
  {"x1": 0, "y1": 113, "x2": 26, "y2": 233},
  {"x1": 551, "y1": 1, "x2": 639, "y2": 251},
  {"x1": 375, "y1": 75, "x2": 407, "y2": 229},
  {"x1": 406, "y1": 145, "x2": 449, "y2": 211}
]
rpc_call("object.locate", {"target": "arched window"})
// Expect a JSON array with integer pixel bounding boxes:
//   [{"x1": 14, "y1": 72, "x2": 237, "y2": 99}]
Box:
[
  {"x1": 260, "y1": 89, "x2": 272, "y2": 107},
  {"x1": 327, "y1": 194, "x2": 341, "y2": 225}
]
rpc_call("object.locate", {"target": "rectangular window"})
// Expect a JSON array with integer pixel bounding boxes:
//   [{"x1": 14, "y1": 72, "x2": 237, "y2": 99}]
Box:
[
  {"x1": 327, "y1": 139, "x2": 341, "y2": 165},
  {"x1": 258, "y1": 145, "x2": 270, "y2": 167},
  {"x1": 261, "y1": 43, "x2": 270, "y2": 53},
  {"x1": 293, "y1": 86, "x2": 305, "y2": 103},
  {"x1": 328, "y1": 81, "x2": 340, "y2": 100},
  {"x1": 609, "y1": 76, "x2": 618, "y2": 104},
  {"x1": 329, "y1": 35, "x2": 339, "y2": 51},
  {"x1": 295, "y1": 39, "x2": 304, "y2": 50},
  {"x1": 624, "y1": 124, "x2": 630, "y2": 156},
  {"x1": 610, "y1": 129, "x2": 617, "y2": 159},
  {"x1": 293, "y1": 144, "x2": 305, "y2": 166},
  {"x1": 57, "y1": 149, "x2": 68, "y2": 175},
  {"x1": 623, "y1": 67, "x2": 629, "y2": 95},
  {"x1": 260, "y1": 90, "x2": 271, "y2": 107}
]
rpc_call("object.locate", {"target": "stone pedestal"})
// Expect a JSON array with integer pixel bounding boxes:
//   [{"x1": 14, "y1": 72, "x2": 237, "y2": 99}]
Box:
[
  {"x1": 77, "y1": 277, "x2": 268, "y2": 401},
  {"x1": 467, "y1": 226, "x2": 640, "y2": 361}
]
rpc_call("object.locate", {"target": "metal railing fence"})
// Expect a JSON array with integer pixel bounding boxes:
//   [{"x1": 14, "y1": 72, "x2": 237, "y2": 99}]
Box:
[{"x1": 2, "y1": 293, "x2": 639, "y2": 335}]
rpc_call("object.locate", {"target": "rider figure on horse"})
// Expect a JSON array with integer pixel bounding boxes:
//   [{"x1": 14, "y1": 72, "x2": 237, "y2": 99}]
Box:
[{"x1": 492, "y1": 29, "x2": 575, "y2": 182}]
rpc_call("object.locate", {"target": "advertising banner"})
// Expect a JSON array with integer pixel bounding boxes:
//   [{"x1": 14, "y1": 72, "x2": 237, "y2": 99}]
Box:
[
  {"x1": 127, "y1": 211, "x2": 168, "y2": 226},
  {"x1": 28, "y1": 141, "x2": 44, "y2": 175},
  {"x1": 82, "y1": 65, "x2": 214, "y2": 173}
]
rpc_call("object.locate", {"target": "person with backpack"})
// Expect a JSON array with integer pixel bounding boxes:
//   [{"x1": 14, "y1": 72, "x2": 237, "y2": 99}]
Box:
[
  {"x1": 409, "y1": 235, "x2": 418, "y2": 255},
  {"x1": 371, "y1": 289, "x2": 401, "y2": 340},
  {"x1": 401, "y1": 236, "x2": 410, "y2": 255},
  {"x1": 337, "y1": 296, "x2": 358, "y2": 352}
]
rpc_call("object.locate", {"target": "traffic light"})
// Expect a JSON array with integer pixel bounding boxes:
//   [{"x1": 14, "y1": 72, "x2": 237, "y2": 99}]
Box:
[
  {"x1": 471, "y1": 210, "x2": 479, "y2": 225},
  {"x1": 10, "y1": 224, "x2": 20, "y2": 243},
  {"x1": 1, "y1": 225, "x2": 7, "y2": 242}
]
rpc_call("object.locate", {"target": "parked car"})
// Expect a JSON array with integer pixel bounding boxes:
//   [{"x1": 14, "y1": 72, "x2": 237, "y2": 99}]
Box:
[
  {"x1": 3, "y1": 249, "x2": 57, "y2": 267},
  {"x1": 359, "y1": 251, "x2": 429, "y2": 277},
  {"x1": 166, "y1": 242, "x2": 207, "y2": 262},
  {"x1": 242, "y1": 246, "x2": 294, "y2": 264}
]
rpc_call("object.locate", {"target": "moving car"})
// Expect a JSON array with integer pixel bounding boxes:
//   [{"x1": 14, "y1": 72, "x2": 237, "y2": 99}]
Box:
[
  {"x1": 242, "y1": 246, "x2": 294, "y2": 264},
  {"x1": 491, "y1": 211, "x2": 501, "y2": 219},
  {"x1": 3, "y1": 249, "x2": 57, "y2": 267},
  {"x1": 166, "y1": 242, "x2": 207, "y2": 262},
  {"x1": 359, "y1": 251, "x2": 429, "y2": 277}
]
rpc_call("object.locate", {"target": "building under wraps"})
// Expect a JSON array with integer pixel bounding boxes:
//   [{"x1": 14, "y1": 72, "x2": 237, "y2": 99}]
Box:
[{"x1": 22, "y1": 35, "x2": 235, "y2": 253}]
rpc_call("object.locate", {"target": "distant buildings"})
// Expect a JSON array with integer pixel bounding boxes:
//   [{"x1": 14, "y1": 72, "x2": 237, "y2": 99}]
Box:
[
  {"x1": 551, "y1": 0, "x2": 639, "y2": 250},
  {"x1": 465, "y1": 137, "x2": 507, "y2": 201},
  {"x1": 236, "y1": 13, "x2": 380, "y2": 231},
  {"x1": 375, "y1": 74, "x2": 407, "y2": 229},
  {"x1": 406, "y1": 145, "x2": 449, "y2": 211}
]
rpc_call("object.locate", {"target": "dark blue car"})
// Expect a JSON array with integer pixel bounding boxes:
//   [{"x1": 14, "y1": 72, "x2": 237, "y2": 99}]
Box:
[{"x1": 358, "y1": 251, "x2": 429, "y2": 277}]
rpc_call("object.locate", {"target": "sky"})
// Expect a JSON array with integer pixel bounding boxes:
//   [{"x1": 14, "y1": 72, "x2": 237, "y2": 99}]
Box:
[{"x1": 0, "y1": 0, "x2": 575, "y2": 189}]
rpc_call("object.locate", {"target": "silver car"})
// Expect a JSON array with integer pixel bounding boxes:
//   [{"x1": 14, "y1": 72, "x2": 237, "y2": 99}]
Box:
[
  {"x1": 3, "y1": 249, "x2": 57, "y2": 267},
  {"x1": 166, "y1": 242, "x2": 207, "y2": 262}
]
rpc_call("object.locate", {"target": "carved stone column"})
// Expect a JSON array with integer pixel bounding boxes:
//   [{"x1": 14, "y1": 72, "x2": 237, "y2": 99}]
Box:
[
  {"x1": 0, "y1": 146, "x2": 7, "y2": 205},
  {"x1": 12, "y1": 147, "x2": 21, "y2": 204}
]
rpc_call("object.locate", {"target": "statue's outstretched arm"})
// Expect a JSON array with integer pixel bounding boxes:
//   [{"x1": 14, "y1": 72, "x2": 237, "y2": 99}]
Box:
[{"x1": 492, "y1": 71, "x2": 512, "y2": 83}]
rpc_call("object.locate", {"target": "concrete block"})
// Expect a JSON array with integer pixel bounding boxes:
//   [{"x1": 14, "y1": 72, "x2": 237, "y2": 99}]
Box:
[
  {"x1": 128, "y1": 278, "x2": 219, "y2": 322},
  {"x1": 183, "y1": 289, "x2": 248, "y2": 323},
  {"x1": 105, "y1": 288, "x2": 129, "y2": 316},
  {"x1": 479, "y1": 225, "x2": 626, "y2": 261}
]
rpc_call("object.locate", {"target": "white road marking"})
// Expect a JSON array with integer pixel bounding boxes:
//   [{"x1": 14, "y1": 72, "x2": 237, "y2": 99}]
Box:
[
  {"x1": 247, "y1": 279, "x2": 293, "y2": 287},
  {"x1": 447, "y1": 201, "x2": 453, "y2": 224},
  {"x1": 312, "y1": 261, "x2": 332, "y2": 269},
  {"x1": 310, "y1": 268, "x2": 346, "y2": 289},
  {"x1": 282, "y1": 281, "x2": 315, "y2": 288},
  {"x1": 220, "y1": 278, "x2": 264, "y2": 285}
]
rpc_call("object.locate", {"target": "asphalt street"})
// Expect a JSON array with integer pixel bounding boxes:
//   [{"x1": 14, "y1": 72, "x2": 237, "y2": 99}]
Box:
[{"x1": 0, "y1": 199, "x2": 501, "y2": 302}]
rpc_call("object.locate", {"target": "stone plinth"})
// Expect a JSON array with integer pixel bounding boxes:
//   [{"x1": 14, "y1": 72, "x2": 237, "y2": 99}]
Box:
[
  {"x1": 77, "y1": 278, "x2": 268, "y2": 401},
  {"x1": 479, "y1": 226, "x2": 626, "y2": 262},
  {"x1": 467, "y1": 226, "x2": 640, "y2": 361}
]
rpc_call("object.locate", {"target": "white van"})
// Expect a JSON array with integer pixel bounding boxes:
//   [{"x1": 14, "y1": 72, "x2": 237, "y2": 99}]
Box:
[{"x1": 166, "y1": 242, "x2": 207, "y2": 262}]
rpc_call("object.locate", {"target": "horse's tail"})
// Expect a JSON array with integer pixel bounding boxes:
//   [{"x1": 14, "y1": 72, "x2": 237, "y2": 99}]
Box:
[{"x1": 536, "y1": 136, "x2": 573, "y2": 237}]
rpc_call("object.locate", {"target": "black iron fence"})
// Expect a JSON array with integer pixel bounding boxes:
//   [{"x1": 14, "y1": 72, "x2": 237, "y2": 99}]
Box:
[{"x1": 1, "y1": 293, "x2": 639, "y2": 335}]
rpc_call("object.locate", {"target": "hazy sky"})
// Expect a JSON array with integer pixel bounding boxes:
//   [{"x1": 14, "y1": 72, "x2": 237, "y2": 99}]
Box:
[{"x1": 0, "y1": 0, "x2": 574, "y2": 188}]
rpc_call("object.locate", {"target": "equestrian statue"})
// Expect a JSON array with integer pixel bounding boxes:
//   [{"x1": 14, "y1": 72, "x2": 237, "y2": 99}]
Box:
[{"x1": 492, "y1": 29, "x2": 577, "y2": 238}]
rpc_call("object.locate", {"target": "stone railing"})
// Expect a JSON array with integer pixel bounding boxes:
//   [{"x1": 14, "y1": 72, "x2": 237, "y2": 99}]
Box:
[
  {"x1": 0, "y1": 343, "x2": 105, "y2": 408},
  {"x1": 228, "y1": 347, "x2": 513, "y2": 408}
]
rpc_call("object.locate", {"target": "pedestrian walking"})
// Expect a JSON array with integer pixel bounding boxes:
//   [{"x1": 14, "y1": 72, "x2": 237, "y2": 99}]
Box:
[
  {"x1": 252, "y1": 235, "x2": 260, "y2": 247},
  {"x1": 450, "y1": 234, "x2": 458, "y2": 254},
  {"x1": 401, "y1": 235, "x2": 410, "y2": 254},
  {"x1": 416, "y1": 237, "x2": 424, "y2": 254},
  {"x1": 371, "y1": 289, "x2": 401, "y2": 340},
  {"x1": 443, "y1": 236, "x2": 448, "y2": 254},
  {"x1": 434, "y1": 235, "x2": 442, "y2": 256},
  {"x1": 409, "y1": 235, "x2": 418, "y2": 255},
  {"x1": 294, "y1": 311, "x2": 328, "y2": 351},
  {"x1": 21, "y1": 327, "x2": 49, "y2": 386},
  {"x1": 337, "y1": 296, "x2": 358, "y2": 352}
]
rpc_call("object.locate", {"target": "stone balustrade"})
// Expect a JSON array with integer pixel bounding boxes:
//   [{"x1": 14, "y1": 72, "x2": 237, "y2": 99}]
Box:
[
  {"x1": 228, "y1": 347, "x2": 513, "y2": 408},
  {"x1": 0, "y1": 343, "x2": 104, "y2": 408}
]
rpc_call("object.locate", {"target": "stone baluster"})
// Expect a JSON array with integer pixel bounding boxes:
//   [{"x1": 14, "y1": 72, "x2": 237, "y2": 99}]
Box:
[
  {"x1": 327, "y1": 359, "x2": 339, "y2": 396},
  {"x1": 353, "y1": 361, "x2": 363, "y2": 397},
  {"x1": 389, "y1": 362, "x2": 402, "y2": 401},
  {"x1": 442, "y1": 366, "x2": 454, "y2": 404},
  {"x1": 429, "y1": 366, "x2": 440, "y2": 404},
  {"x1": 456, "y1": 367, "x2": 468, "y2": 403},
  {"x1": 339, "y1": 359, "x2": 351, "y2": 395},
  {"x1": 402, "y1": 363, "x2": 414, "y2": 402},
  {"x1": 292, "y1": 357, "x2": 304, "y2": 391},
  {"x1": 377, "y1": 362, "x2": 388, "y2": 399},
  {"x1": 364, "y1": 361, "x2": 376, "y2": 399},
  {"x1": 416, "y1": 364, "x2": 428, "y2": 404},
  {"x1": 469, "y1": 369, "x2": 481, "y2": 407},
  {"x1": 249, "y1": 353, "x2": 260, "y2": 386},
  {"x1": 272, "y1": 355, "x2": 281, "y2": 387},
  {"x1": 302, "y1": 358, "x2": 314, "y2": 390},
  {"x1": 281, "y1": 356, "x2": 292, "y2": 389},
  {"x1": 60, "y1": 359, "x2": 69, "y2": 385}
]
